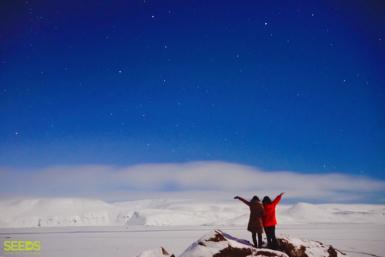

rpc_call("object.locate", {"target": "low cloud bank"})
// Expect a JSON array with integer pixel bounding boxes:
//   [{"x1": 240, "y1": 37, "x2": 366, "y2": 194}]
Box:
[{"x1": 0, "y1": 161, "x2": 384, "y2": 203}]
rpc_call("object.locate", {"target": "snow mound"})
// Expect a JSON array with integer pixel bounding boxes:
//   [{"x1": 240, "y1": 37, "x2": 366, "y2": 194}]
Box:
[
  {"x1": 282, "y1": 203, "x2": 385, "y2": 224},
  {"x1": 136, "y1": 247, "x2": 175, "y2": 257}
]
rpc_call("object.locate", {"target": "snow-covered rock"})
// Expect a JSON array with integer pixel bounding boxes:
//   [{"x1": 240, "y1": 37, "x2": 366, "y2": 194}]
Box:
[
  {"x1": 136, "y1": 230, "x2": 347, "y2": 257},
  {"x1": 179, "y1": 230, "x2": 288, "y2": 257},
  {"x1": 277, "y1": 237, "x2": 346, "y2": 257}
]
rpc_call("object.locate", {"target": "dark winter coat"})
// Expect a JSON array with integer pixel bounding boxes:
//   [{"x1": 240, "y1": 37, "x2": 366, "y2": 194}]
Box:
[{"x1": 247, "y1": 201, "x2": 265, "y2": 234}]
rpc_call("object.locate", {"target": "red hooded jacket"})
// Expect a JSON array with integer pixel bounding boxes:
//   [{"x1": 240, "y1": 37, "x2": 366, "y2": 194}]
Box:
[{"x1": 262, "y1": 194, "x2": 282, "y2": 227}]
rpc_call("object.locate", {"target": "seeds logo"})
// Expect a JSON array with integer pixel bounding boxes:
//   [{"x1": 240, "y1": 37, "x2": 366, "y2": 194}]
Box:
[{"x1": 3, "y1": 240, "x2": 41, "y2": 253}]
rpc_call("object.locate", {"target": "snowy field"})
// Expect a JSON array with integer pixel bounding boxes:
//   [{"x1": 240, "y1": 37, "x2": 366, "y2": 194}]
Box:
[
  {"x1": 1, "y1": 224, "x2": 384, "y2": 257},
  {"x1": 0, "y1": 198, "x2": 384, "y2": 257}
]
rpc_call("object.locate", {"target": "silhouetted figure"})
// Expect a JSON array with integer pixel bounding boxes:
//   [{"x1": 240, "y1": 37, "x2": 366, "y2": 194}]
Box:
[
  {"x1": 234, "y1": 195, "x2": 264, "y2": 248},
  {"x1": 262, "y1": 192, "x2": 284, "y2": 250}
]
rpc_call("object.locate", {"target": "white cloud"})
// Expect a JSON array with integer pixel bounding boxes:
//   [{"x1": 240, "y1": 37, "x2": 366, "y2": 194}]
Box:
[{"x1": 0, "y1": 161, "x2": 384, "y2": 203}]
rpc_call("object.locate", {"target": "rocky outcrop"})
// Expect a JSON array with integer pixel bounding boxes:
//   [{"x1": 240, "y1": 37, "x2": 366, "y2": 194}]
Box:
[
  {"x1": 277, "y1": 237, "x2": 346, "y2": 257},
  {"x1": 179, "y1": 230, "x2": 288, "y2": 257},
  {"x1": 136, "y1": 230, "x2": 347, "y2": 257}
]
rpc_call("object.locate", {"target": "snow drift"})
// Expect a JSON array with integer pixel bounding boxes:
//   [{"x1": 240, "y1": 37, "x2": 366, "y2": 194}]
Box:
[
  {"x1": 0, "y1": 198, "x2": 384, "y2": 228},
  {"x1": 136, "y1": 247, "x2": 175, "y2": 257}
]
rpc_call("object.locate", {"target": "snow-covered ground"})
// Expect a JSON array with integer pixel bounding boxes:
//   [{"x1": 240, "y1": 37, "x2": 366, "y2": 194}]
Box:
[
  {"x1": 0, "y1": 198, "x2": 384, "y2": 257},
  {"x1": 1, "y1": 224, "x2": 384, "y2": 257}
]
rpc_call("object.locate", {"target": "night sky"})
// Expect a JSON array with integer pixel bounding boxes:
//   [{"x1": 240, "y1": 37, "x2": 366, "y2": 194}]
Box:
[{"x1": 1, "y1": 0, "x2": 385, "y2": 179}]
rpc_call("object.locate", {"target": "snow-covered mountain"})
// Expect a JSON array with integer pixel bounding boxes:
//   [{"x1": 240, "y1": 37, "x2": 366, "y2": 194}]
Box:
[{"x1": 0, "y1": 198, "x2": 384, "y2": 228}]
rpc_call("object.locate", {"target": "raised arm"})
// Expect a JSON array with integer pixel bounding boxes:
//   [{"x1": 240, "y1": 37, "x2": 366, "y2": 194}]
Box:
[
  {"x1": 234, "y1": 196, "x2": 250, "y2": 206},
  {"x1": 272, "y1": 192, "x2": 284, "y2": 206}
]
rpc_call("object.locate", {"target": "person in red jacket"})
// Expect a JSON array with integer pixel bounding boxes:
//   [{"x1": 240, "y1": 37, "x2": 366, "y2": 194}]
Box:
[{"x1": 262, "y1": 192, "x2": 284, "y2": 249}]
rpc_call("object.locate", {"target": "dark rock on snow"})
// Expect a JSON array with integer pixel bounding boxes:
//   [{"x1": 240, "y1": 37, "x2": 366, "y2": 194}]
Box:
[
  {"x1": 277, "y1": 237, "x2": 346, "y2": 257},
  {"x1": 180, "y1": 230, "x2": 288, "y2": 257}
]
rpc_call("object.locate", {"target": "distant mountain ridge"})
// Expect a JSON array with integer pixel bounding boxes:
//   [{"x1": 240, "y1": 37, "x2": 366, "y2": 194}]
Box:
[{"x1": 0, "y1": 198, "x2": 384, "y2": 228}]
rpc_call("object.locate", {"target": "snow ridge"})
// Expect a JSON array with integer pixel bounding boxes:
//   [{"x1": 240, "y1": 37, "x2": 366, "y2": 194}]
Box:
[{"x1": 0, "y1": 198, "x2": 384, "y2": 228}]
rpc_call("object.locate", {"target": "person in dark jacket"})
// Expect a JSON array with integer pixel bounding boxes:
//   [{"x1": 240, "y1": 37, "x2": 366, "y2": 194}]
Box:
[
  {"x1": 262, "y1": 192, "x2": 284, "y2": 250},
  {"x1": 234, "y1": 195, "x2": 264, "y2": 248}
]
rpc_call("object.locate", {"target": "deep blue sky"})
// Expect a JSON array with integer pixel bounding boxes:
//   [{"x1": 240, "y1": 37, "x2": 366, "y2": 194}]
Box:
[{"x1": 1, "y1": 0, "x2": 385, "y2": 179}]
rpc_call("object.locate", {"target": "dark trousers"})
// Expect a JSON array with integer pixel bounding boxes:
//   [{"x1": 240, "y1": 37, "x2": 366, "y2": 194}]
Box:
[
  {"x1": 264, "y1": 226, "x2": 278, "y2": 249},
  {"x1": 251, "y1": 232, "x2": 263, "y2": 248}
]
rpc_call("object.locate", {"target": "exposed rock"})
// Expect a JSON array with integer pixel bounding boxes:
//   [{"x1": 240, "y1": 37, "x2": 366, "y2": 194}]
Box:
[
  {"x1": 179, "y1": 230, "x2": 288, "y2": 257},
  {"x1": 213, "y1": 246, "x2": 252, "y2": 257},
  {"x1": 277, "y1": 237, "x2": 346, "y2": 257}
]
